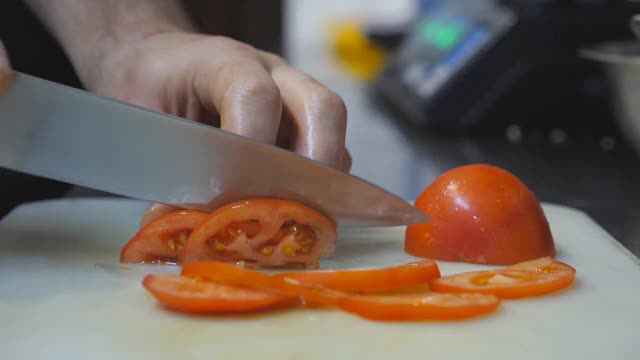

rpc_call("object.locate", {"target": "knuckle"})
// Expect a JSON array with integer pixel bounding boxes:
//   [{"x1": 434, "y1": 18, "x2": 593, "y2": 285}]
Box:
[
  {"x1": 310, "y1": 88, "x2": 347, "y2": 122},
  {"x1": 211, "y1": 36, "x2": 255, "y2": 54},
  {"x1": 231, "y1": 78, "x2": 281, "y2": 106},
  {"x1": 260, "y1": 51, "x2": 286, "y2": 65}
]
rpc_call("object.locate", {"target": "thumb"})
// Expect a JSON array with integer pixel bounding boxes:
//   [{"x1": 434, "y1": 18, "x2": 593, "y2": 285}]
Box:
[{"x1": 0, "y1": 40, "x2": 12, "y2": 95}]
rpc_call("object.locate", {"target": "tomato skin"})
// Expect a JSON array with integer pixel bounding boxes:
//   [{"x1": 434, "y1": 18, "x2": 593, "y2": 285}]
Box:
[
  {"x1": 405, "y1": 164, "x2": 555, "y2": 265},
  {"x1": 120, "y1": 210, "x2": 209, "y2": 264},
  {"x1": 140, "y1": 204, "x2": 181, "y2": 228},
  {"x1": 182, "y1": 260, "x2": 441, "y2": 306},
  {"x1": 338, "y1": 293, "x2": 500, "y2": 321},
  {"x1": 181, "y1": 261, "x2": 342, "y2": 307},
  {"x1": 430, "y1": 257, "x2": 576, "y2": 299},
  {"x1": 181, "y1": 199, "x2": 337, "y2": 267},
  {"x1": 151, "y1": 260, "x2": 501, "y2": 321},
  {"x1": 142, "y1": 275, "x2": 291, "y2": 314},
  {"x1": 273, "y1": 260, "x2": 441, "y2": 292}
]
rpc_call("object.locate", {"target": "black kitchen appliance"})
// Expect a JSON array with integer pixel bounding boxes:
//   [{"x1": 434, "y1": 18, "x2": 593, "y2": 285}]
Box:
[{"x1": 371, "y1": 0, "x2": 640, "y2": 134}]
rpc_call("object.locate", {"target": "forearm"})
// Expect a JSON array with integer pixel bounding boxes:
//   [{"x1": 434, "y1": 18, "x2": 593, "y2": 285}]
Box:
[{"x1": 24, "y1": 0, "x2": 195, "y2": 88}]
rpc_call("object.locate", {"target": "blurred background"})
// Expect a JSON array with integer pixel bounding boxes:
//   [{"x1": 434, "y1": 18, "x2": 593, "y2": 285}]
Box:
[{"x1": 1, "y1": 0, "x2": 639, "y2": 251}]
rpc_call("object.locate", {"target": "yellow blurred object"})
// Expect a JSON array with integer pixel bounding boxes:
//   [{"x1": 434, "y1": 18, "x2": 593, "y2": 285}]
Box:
[{"x1": 330, "y1": 21, "x2": 387, "y2": 81}]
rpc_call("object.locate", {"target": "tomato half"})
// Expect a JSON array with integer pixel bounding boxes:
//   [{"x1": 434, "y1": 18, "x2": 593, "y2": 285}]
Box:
[
  {"x1": 429, "y1": 257, "x2": 576, "y2": 299},
  {"x1": 339, "y1": 293, "x2": 500, "y2": 321},
  {"x1": 120, "y1": 210, "x2": 209, "y2": 264},
  {"x1": 181, "y1": 261, "x2": 342, "y2": 307},
  {"x1": 143, "y1": 274, "x2": 290, "y2": 314},
  {"x1": 405, "y1": 164, "x2": 555, "y2": 265},
  {"x1": 181, "y1": 199, "x2": 337, "y2": 268},
  {"x1": 273, "y1": 260, "x2": 441, "y2": 292}
]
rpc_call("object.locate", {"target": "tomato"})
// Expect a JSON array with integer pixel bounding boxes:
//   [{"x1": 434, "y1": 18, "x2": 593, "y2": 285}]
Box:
[
  {"x1": 273, "y1": 260, "x2": 441, "y2": 292},
  {"x1": 429, "y1": 257, "x2": 576, "y2": 299},
  {"x1": 339, "y1": 293, "x2": 500, "y2": 321},
  {"x1": 181, "y1": 199, "x2": 337, "y2": 268},
  {"x1": 142, "y1": 274, "x2": 290, "y2": 314},
  {"x1": 120, "y1": 210, "x2": 209, "y2": 264},
  {"x1": 165, "y1": 260, "x2": 506, "y2": 321},
  {"x1": 405, "y1": 164, "x2": 555, "y2": 265},
  {"x1": 181, "y1": 261, "x2": 342, "y2": 307},
  {"x1": 181, "y1": 260, "x2": 499, "y2": 320},
  {"x1": 140, "y1": 203, "x2": 181, "y2": 228}
]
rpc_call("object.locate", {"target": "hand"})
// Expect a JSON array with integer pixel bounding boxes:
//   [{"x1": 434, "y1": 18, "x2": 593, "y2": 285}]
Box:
[
  {"x1": 15, "y1": 1, "x2": 352, "y2": 226},
  {"x1": 85, "y1": 33, "x2": 351, "y2": 226},
  {"x1": 85, "y1": 32, "x2": 351, "y2": 170},
  {"x1": 0, "y1": 40, "x2": 12, "y2": 95}
]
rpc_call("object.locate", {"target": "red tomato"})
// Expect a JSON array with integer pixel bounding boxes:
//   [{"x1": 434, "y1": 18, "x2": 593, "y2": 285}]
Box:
[
  {"x1": 120, "y1": 210, "x2": 209, "y2": 264},
  {"x1": 405, "y1": 164, "x2": 555, "y2": 265},
  {"x1": 181, "y1": 199, "x2": 337, "y2": 268},
  {"x1": 273, "y1": 259, "x2": 441, "y2": 292},
  {"x1": 181, "y1": 260, "x2": 500, "y2": 320},
  {"x1": 181, "y1": 261, "x2": 342, "y2": 307},
  {"x1": 429, "y1": 257, "x2": 576, "y2": 299},
  {"x1": 143, "y1": 275, "x2": 291, "y2": 314},
  {"x1": 139, "y1": 203, "x2": 181, "y2": 228},
  {"x1": 338, "y1": 293, "x2": 500, "y2": 321}
]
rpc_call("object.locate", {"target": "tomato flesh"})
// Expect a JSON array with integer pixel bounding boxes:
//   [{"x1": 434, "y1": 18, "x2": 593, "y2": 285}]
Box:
[
  {"x1": 205, "y1": 220, "x2": 319, "y2": 260},
  {"x1": 120, "y1": 210, "x2": 209, "y2": 264},
  {"x1": 181, "y1": 261, "x2": 342, "y2": 307},
  {"x1": 273, "y1": 260, "x2": 441, "y2": 292},
  {"x1": 142, "y1": 274, "x2": 291, "y2": 314},
  {"x1": 339, "y1": 293, "x2": 500, "y2": 321},
  {"x1": 144, "y1": 260, "x2": 506, "y2": 321},
  {"x1": 406, "y1": 164, "x2": 555, "y2": 265},
  {"x1": 430, "y1": 257, "x2": 576, "y2": 298},
  {"x1": 182, "y1": 199, "x2": 336, "y2": 268}
]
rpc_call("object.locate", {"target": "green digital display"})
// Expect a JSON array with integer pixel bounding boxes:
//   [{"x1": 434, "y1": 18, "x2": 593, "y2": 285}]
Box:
[{"x1": 419, "y1": 18, "x2": 465, "y2": 50}]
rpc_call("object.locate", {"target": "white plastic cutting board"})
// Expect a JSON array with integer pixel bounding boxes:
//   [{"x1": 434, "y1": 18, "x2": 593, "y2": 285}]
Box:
[{"x1": 1, "y1": 199, "x2": 639, "y2": 360}]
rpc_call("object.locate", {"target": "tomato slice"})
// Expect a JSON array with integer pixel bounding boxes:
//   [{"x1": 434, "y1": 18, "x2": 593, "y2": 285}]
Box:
[
  {"x1": 140, "y1": 203, "x2": 181, "y2": 228},
  {"x1": 339, "y1": 293, "x2": 500, "y2": 321},
  {"x1": 168, "y1": 261, "x2": 504, "y2": 321},
  {"x1": 405, "y1": 164, "x2": 555, "y2": 265},
  {"x1": 142, "y1": 275, "x2": 291, "y2": 314},
  {"x1": 120, "y1": 210, "x2": 209, "y2": 264},
  {"x1": 273, "y1": 260, "x2": 441, "y2": 292},
  {"x1": 429, "y1": 257, "x2": 576, "y2": 299},
  {"x1": 181, "y1": 261, "x2": 342, "y2": 307},
  {"x1": 181, "y1": 199, "x2": 337, "y2": 268}
]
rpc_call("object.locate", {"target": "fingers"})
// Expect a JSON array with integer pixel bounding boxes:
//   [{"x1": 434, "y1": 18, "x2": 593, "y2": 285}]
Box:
[
  {"x1": 261, "y1": 53, "x2": 349, "y2": 171},
  {"x1": 0, "y1": 40, "x2": 13, "y2": 95},
  {"x1": 341, "y1": 148, "x2": 352, "y2": 172},
  {"x1": 193, "y1": 43, "x2": 282, "y2": 144}
]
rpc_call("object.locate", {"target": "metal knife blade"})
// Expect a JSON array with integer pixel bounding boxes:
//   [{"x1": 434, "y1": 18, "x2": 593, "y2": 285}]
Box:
[{"x1": 0, "y1": 72, "x2": 429, "y2": 227}]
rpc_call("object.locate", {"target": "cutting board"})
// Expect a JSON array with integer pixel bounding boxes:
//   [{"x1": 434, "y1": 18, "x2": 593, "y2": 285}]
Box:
[{"x1": 0, "y1": 199, "x2": 638, "y2": 360}]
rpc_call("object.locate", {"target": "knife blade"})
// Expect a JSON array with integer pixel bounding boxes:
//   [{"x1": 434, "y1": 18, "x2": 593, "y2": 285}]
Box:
[{"x1": 0, "y1": 72, "x2": 429, "y2": 227}]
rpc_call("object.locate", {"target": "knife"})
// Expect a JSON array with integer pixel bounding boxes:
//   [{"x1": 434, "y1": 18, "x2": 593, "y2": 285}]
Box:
[{"x1": 0, "y1": 72, "x2": 428, "y2": 227}]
